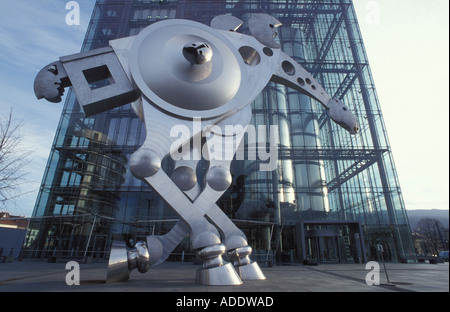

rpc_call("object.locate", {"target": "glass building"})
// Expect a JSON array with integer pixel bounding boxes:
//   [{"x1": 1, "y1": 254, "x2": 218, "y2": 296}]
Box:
[{"x1": 23, "y1": 0, "x2": 416, "y2": 264}]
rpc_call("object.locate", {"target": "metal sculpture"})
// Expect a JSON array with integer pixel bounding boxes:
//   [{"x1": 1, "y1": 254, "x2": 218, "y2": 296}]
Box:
[{"x1": 34, "y1": 14, "x2": 359, "y2": 285}]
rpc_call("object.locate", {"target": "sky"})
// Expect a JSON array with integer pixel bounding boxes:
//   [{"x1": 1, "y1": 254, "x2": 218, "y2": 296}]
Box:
[{"x1": 0, "y1": 0, "x2": 448, "y2": 217}]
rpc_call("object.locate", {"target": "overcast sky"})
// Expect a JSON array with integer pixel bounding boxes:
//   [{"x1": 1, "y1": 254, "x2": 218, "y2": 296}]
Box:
[{"x1": 0, "y1": 0, "x2": 448, "y2": 217}]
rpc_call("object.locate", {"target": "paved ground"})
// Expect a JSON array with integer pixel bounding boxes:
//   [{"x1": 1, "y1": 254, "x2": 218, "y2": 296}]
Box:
[{"x1": 0, "y1": 260, "x2": 448, "y2": 293}]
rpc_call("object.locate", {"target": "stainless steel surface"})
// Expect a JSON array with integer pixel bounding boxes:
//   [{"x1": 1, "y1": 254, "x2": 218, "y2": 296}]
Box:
[
  {"x1": 248, "y1": 13, "x2": 282, "y2": 49},
  {"x1": 228, "y1": 246, "x2": 266, "y2": 280},
  {"x1": 327, "y1": 98, "x2": 360, "y2": 135},
  {"x1": 135, "y1": 241, "x2": 150, "y2": 274},
  {"x1": 183, "y1": 42, "x2": 214, "y2": 65},
  {"x1": 196, "y1": 243, "x2": 243, "y2": 285},
  {"x1": 106, "y1": 241, "x2": 130, "y2": 283},
  {"x1": 128, "y1": 19, "x2": 243, "y2": 119},
  {"x1": 35, "y1": 13, "x2": 361, "y2": 286},
  {"x1": 129, "y1": 148, "x2": 161, "y2": 179},
  {"x1": 196, "y1": 262, "x2": 243, "y2": 286},
  {"x1": 210, "y1": 15, "x2": 243, "y2": 32},
  {"x1": 106, "y1": 240, "x2": 150, "y2": 283},
  {"x1": 234, "y1": 261, "x2": 267, "y2": 281},
  {"x1": 205, "y1": 166, "x2": 232, "y2": 192},
  {"x1": 170, "y1": 166, "x2": 198, "y2": 191},
  {"x1": 34, "y1": 61, "x2": 70, "y2": 103}
]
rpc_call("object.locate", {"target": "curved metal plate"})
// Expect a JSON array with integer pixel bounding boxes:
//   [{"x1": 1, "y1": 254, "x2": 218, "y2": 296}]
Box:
[
  {"x1": 211, "y1": 15, "x2": 243, "y2": 32},
  {"x1": 129, "y1": 19, "x2": 246, "y2": 119}
]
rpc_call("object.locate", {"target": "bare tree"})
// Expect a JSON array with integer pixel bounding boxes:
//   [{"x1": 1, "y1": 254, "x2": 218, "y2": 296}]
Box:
[
  {"x1": 0, "y1": 109, "x2": 32, "y2": 207},
  {"x1": 414, "y1": 217, "x2": 447, "y2": 255}
]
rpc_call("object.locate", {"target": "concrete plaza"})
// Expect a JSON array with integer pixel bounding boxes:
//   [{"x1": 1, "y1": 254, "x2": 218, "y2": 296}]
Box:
[{"x1": 0, "y1": 260, "x2": 448, "y2": 293}]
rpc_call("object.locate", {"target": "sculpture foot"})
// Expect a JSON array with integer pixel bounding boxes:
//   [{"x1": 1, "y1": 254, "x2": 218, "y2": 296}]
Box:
[
  {"x1": 228, "y1": 246, "x2": 266, "y2": 280},
  {"x1": 234, "y1": 261, "x2": 266, "y2": 280},
  {"x1": 195, "y1": 244, "x2": 242, "y2": 285},
  {"x1": 106, "y1": 240, "x2": 150, "y2": 283}
]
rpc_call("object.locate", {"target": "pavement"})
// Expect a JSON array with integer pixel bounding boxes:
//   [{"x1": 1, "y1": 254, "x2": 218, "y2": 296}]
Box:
[{"x1": 0, "y1": 260, "x2": 448, "y2": 293}]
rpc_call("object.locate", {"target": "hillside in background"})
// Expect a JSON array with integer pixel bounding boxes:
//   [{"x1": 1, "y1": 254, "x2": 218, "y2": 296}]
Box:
[{"x1": 406, "y1": 209, "x2": 449, "y2": 230}]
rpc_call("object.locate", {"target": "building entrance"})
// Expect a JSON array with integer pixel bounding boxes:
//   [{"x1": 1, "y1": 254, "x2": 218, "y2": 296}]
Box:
[
  {"x1": 307, "y1": 236, "x2": 341, "y2": 263},
  {"x1": 297, "y1": 221, "x2": 367, "y2": 264}
]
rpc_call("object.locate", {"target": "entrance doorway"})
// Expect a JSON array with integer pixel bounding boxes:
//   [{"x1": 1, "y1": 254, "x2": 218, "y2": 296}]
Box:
[
  {"x1": 297, "y1": 221, "x2": 367, "y2": 264},
  {"x1": 305, "y1": 228, "x2": 341, "y2": 263}
]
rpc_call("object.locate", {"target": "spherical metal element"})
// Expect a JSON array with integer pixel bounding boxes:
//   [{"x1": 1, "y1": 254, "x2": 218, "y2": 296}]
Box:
[
  {"x1": 170, "y1": 166, "x2": 197, "y2": 191},
  {"x1": 197, "y1": 244, "x2": 227, "y2": 260},
  {"x1": 206, "y1": 166, "x2": 232, "y2": 192},
  {"x1": 129, "y1": 19, "x2": 243, "y2": 119},
  {"x1": 135, "y1": 241, "x2": 150, "y2": 274},
  {"x1": 227, "y1": 246, "x2": 253, "y2": 266},
  {"x1": 226, "y1": 234, "x2": 248, "y2": 250},
  {"x1": 127, "y1": 249, "x2": 138, "y2": 271},
  {"x1": 234, "y1": 246, "x2": 252, "y2": 259},
  {"x1": 193, "y1": 231, "x2": 221, "y2": 250},
  {"x1": 129, "y1": 148, "x2": 161, "y2": 179},
  {"x1": 183, "y1": 42, "x2": 213, "y2": 65}
]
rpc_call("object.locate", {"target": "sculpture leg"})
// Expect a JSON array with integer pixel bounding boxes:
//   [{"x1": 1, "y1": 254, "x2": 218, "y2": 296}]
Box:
[
  {"x1": 108, "y1": 101, "x2": 261, "y2": 285},
  {"x1": 144, "y1": 170, "x2": 242, "y2": 285},
  {"x1": 106, "y1": 240, "x2": 150, "y2": 283},
  {"x1": 141, "y1": 112, "x2": 265, "y2": 281},
  {"x1": 199, "y1": 129, "x2": 266, "y2": 281}
]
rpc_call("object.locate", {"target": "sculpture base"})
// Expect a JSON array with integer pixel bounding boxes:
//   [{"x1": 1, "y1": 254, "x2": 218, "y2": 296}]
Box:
[
  {"x1": 235, "y1": 261, "x2": 266, "y2": 280},
  {"x1": 196, "y1": 263, "x2": 243, "y2": 286},
  {"x1": 106, "y1": 241, "x2": 130, "y2": 283},
  {"x1": 106, "y1": 240, "x2": 150, "y2": 283}
]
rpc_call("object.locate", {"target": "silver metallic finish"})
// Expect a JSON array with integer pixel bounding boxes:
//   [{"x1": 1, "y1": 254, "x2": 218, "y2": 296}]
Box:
[
  {"x1": 225, "y1": 235, "x2": 248, "y2": 251},
  {"x1": 228, "y1": 246, "x2": 252, "y2": 267},
  {"x1": 106, "y1": 240, "x2": 150, "y2": 283},
  {"x1": 206, "y1": 166, "x2": 232, "y2": 192},
  {"x1": 170, "y1": 166, "x2": 197, "y2": 191},
  {"x1": 210, "y1": 15, "x2": 243, "y2": 32},
  {"x1": 270, "y1": 52, "x2": 331, "y2": 108},
  {"x1": 127, "y1": 249, "x2": 138, "y2": 271},
  {"x1": 327, "y1": 98, "x2": 360, "y2": 135},
  {"x1": 249, "y1": 14, "x2": 282, "y2": 49},
  {"x1": 128, "y1": 19, "x2": 243, "y2": 119},
  {"x1": 129, "y1": 148, "x2": 161, "y2": 179},
  {"x1": 234, "y1": 261, "x2": 267, "y2": 281},
  {"x1": 196, "y1": 262, "x2": 243, "y2": 286},
  {"x1": 227, "y1": 245, "x2": 266, "y2": 280},
  {"x1": 34, "y1": 61, "x2": 70, "y2": 103},
  {"x1": 135, "y1": 241, "x2": 150, "y2": 273},
  {"x1": 196, "y1": 243, "x2": 243, "y2": 285},
  {"x1": 197, "y1": 244, "x2": 227, "y2": 269},
  {"x1": 106, "y1": 241, "x2": 131, "y2": 283},
  {"x1": 146, "y1": 221, "x2": 189, "y2": 266},
  {"x1": 35, "y1": 13, "x2": 361, "y2": 286},
  {"x1": 183, "y1": 42, "x2": 213, "y2": 65}
]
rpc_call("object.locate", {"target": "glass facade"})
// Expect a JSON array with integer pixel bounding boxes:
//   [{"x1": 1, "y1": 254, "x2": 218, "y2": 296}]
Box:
[{"x1": 23, "y1": 0, "x2": 416, "y2": 264}]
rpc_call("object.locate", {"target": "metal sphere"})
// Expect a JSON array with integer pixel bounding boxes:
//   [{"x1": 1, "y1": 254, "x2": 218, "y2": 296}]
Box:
[
  {"x1": 206, "y1": 166, "x2": 232, "y2": 192},
  {"x1": 135, "y1": 241, "x2": 150, "y2": 274},
  {"x1": 170, "y1": 166, "x2": 197, "y2": 191},
  {"x1": 129, "y1": 148, "x2": 161, "y2": 179}
]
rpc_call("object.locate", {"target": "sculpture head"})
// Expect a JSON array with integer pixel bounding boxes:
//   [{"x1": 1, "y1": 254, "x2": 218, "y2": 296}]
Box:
[
  {"x1": 327, "y1": 99, "x2": 360, "y2": 135},
  {"x1": 34, "y1": 62, "x2": 70, "y2": 103}
]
